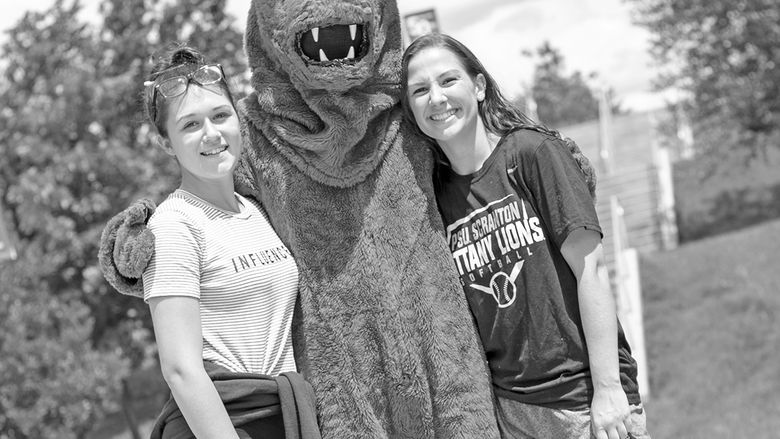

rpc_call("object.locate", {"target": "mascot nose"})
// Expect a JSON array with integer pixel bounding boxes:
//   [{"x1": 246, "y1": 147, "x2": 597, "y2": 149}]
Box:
[{"x1": 299, "y1": 24, "x2": 366, "y2": 62}]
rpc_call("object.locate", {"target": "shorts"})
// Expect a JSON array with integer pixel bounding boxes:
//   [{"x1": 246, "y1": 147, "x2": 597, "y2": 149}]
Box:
[{"x1": 494, "y1": 395, "x2": 651, "y2": 439}]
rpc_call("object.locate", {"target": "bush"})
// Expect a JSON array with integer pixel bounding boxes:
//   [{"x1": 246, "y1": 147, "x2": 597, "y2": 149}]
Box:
[
  {"x1": 673, "y1": 138, "x2": 780, "y2": 243},
  {"x1": 0, "y1": 259, "x2": 128, "y2": 438}
]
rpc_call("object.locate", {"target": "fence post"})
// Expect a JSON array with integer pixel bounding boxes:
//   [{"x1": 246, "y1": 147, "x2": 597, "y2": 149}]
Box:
[
  {"x1": 609, "y1": 197, "x2": 650, "y2": 400},
  {"x1": 598, "y1": 88, "x2": 614, "y2": 175},
  {"x1": 616, "y1": 248, "x2": 650, "y2": 400},
  {"x1": 0, "y1": 201, "x2": 17, "y2": 262},
  {"x1": 653, "y1": 144, "x2": 679, "y2": 251},
  {"x1": 121, "y1": 378, "x2": 142, "y2": 439}
]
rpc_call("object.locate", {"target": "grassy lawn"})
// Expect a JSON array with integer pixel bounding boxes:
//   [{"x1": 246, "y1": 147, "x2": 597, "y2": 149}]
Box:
[{"x1": 640, "y1": 218, "x2": 780, "y2": 438}]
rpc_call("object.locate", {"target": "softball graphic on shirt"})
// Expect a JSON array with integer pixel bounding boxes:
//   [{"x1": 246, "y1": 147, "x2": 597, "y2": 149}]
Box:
[{"x1": 470, "y1": 260, "x2": 523, "y2": 308}]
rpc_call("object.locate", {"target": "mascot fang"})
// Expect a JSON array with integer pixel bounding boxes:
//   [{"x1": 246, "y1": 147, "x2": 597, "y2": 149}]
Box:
[{"x1": 100, "y1": 0, "x2": 501, "y2": 437}]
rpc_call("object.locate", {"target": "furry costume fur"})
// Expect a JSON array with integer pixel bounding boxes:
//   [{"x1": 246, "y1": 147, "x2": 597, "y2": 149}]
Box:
[
  {"x1": 97, "y1": 198, "x2": 155, "y2": 292},
  {"x1": 235, "y1": 1, "x2": 498, "y2": 437},
  {"x1": 98, "y1": 0, "x2": 500, "y2": 437}
]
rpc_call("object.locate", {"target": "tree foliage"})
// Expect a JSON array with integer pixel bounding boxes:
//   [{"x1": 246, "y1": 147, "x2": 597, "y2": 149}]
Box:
[
  {"x1": 0, "y1": 259, "x2": 127, "y2": 438},
  {"x1": 626, "y1": 0, "x2": 780, "y2": 159},
  {"x1": 525, "y1": 41, "x2": 601, "y2": 128},
  {"x1": 0, "y1": 0, "x2": 246, "y2": 435}
]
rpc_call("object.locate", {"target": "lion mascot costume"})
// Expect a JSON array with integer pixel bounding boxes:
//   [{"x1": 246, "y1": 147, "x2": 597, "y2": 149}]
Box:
[{"x1": 99, "y1": 0, "x2": 501, "y2": 437}]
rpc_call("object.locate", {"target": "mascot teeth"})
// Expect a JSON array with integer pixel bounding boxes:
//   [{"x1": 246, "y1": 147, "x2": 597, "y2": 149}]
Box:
[{"x1": 299, "y1": 23, "x2": 366, "y2": 64}]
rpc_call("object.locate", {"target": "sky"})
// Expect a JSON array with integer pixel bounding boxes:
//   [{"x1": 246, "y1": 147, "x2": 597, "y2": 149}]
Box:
[{"x1": 1, "y1": 0, "x2": 669, "y2": 111}]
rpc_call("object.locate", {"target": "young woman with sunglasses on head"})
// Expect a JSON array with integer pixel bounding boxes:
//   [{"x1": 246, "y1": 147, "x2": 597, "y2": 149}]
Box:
[
  {"x1": 140, "y1": 44, "x2": 316, "y2": 439},
  {"x1": 401, "y1": 34, "x2": 650, "y2": 439}
]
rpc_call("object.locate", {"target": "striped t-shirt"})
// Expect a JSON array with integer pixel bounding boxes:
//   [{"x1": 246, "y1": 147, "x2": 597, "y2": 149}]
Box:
[{"x1": 143, "y1": 189, "x2": 298, "y2": 376}]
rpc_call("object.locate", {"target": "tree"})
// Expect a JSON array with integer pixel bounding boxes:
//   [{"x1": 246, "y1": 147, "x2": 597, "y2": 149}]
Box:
[
  {"x1": 0, "y1": 257, "x2": 128, "y2": 438},
  {"x1": 626, "y1": 0, "x2": 780, "y2": 160},
  {"x1": 628, "y1": 0, "x2": 780, "y2": 241},
  {"x1": 525, "y1": 41, "x2": 600, "y2": 128},
  {"x1": 0, "y1": 0, "x2": 246, "y2": 435}
]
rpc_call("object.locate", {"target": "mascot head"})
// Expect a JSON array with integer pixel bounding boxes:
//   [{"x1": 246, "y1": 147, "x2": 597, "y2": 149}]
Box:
[
  {"x1": 246, "y1": 0, "x2": 402, "y2": 91},
  {"x1": 242, "y1": 0, "x2": 405, "y2": 187}
]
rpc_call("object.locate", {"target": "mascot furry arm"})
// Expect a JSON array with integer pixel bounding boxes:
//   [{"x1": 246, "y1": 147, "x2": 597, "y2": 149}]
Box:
[{"x1": 98, "y1": 0, "x2": 500, "y2": 437}]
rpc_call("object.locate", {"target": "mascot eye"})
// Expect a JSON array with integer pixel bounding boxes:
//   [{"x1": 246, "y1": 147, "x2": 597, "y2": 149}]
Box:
[{"x1": 299, "y1": 24, "x2": 368, "y2": 64}]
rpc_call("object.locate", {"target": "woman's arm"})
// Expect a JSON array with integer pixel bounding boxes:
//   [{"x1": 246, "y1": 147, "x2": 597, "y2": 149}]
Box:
[
  {"x1": 149, "y1": 296, "x2": 241, "y2": 439},
  {"x1": 560, "y1": 228, "x2": 630, "y2": 439}
]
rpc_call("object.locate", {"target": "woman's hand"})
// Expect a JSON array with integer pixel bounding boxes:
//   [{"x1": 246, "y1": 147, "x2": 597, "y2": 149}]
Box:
[{"x1": 590, "y1": 383, "x2": 631, "y2": 439}]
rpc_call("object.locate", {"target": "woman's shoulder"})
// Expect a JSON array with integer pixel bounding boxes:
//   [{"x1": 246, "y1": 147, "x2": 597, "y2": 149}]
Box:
[
  {"x1": 149, "y1": 191, "x2": 204, "y2": 228},
  {"x1": 502, "y1": 127, "x2": 562, "y2": 157}
]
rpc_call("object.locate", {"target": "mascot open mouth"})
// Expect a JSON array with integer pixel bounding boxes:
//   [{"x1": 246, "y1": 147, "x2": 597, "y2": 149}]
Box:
[{"x1": 299, "y1": 24, "x2": 368, "y2": 64}]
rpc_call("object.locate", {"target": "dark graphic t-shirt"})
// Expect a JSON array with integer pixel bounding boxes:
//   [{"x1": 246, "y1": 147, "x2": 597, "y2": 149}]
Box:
[{"x1": 435, "y1": 128, "x2": 640, "y2": 409}]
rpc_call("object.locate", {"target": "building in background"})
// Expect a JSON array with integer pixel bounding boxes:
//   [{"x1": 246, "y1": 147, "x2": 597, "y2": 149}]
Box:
[{"x1": 402, "y1": 8, "x2": 439, "y2": 46}]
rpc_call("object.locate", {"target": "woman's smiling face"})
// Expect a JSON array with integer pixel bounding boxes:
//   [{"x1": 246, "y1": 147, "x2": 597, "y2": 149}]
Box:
[
  {"x1": 405, "y1": 46, "x2": 485, "y2": 146},
  {"x1": 162, "y1": 84, "x2": 241, "y2": 185}
]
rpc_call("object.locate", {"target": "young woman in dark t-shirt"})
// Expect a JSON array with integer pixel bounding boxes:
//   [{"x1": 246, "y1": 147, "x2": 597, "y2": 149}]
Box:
[{"x1": 401, "y1": 33, "x2": 650, "y2": 439}]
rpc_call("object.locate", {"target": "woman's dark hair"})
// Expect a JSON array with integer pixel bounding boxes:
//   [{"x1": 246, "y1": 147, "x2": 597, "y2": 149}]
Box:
[
  {"x1": 144, "y1": 43, "x2": 235, "y2": 138},
  {"x1": 400, "y1": 33, "x2": 596, "y2": 198}
]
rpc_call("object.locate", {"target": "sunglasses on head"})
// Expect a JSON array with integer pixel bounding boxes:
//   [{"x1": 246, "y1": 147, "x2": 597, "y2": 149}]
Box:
[{"x1": 145, "y1": 64, "x2": 226, "y2": 122}]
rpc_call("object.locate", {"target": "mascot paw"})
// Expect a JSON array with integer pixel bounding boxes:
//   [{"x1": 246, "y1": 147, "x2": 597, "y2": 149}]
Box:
[
  {"x1": 97, "y1": 198, "x2": 156, "y2": 298},
  {"x1": 114, "y1": 199, "x2": 156, "y2": 278}
]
